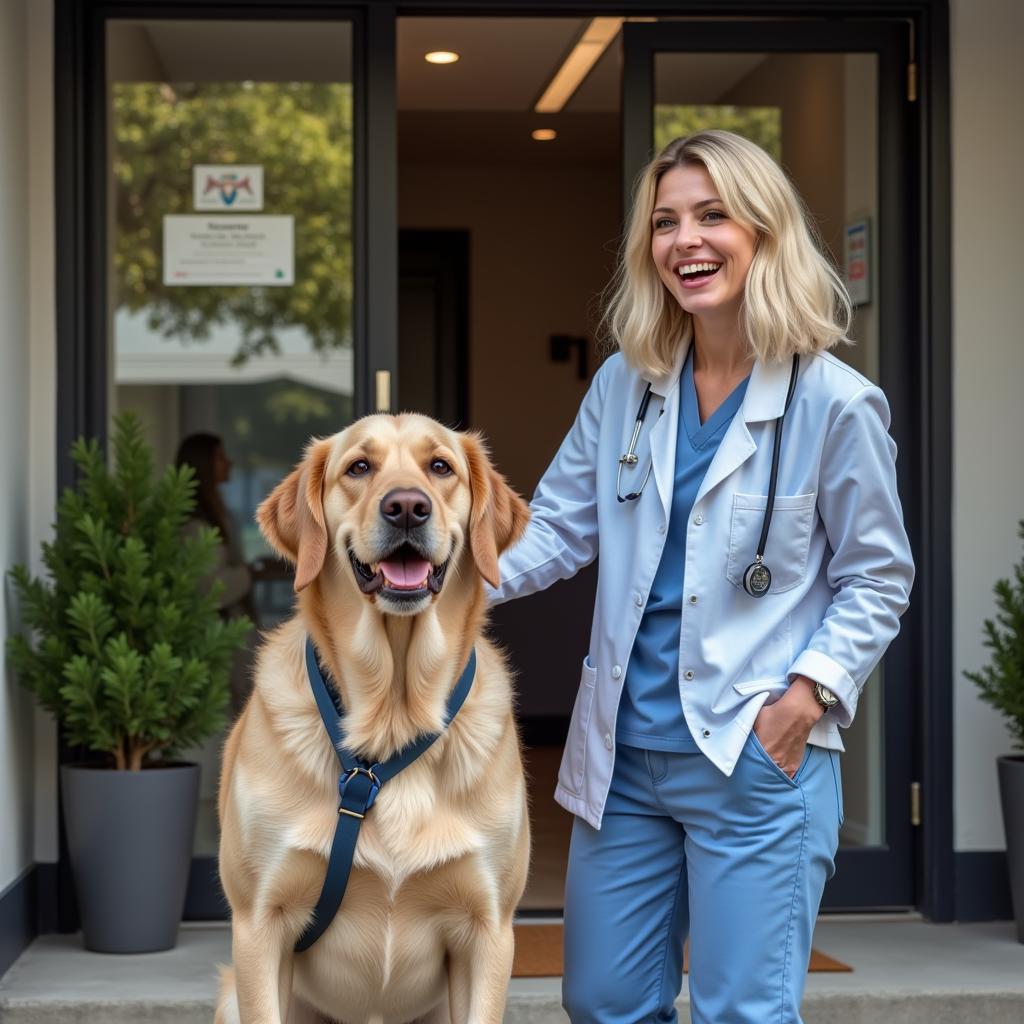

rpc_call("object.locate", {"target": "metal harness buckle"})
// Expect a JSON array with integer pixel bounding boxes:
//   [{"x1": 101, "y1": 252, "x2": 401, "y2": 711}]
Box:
[{"x1": 338, "y1": 765, "x2": 381, "y2": 819}]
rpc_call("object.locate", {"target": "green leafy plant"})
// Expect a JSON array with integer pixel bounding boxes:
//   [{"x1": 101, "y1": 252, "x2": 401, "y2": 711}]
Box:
[
  {"x1": 7, "y1": 412, "x2": 251, "y2": 770},
  {"x1": 964, "y1": 519, "x2": 1024, "y2": 752}
]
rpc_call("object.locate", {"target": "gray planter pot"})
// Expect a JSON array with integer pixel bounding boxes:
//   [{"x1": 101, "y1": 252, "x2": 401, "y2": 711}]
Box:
[
  {"x1": 998, "y1": 755, "x2": 1024, "y2": 943},
  {"x1": 60, "y1": 762, "x2": 199, "y2": 953}
]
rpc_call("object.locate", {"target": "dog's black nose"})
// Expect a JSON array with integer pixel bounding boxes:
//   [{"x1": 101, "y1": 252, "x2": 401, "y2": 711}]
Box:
[{"x1": 380, "y1": 488, "x2": 432, "y2": 529}]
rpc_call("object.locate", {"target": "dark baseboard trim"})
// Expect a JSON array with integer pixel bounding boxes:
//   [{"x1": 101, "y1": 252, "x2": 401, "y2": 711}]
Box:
[
  {"x1": 0, "y1": 865, "x2": 37, "y2": 979},
  {"x1": 184, "y1": 856, "x2": 229, "y2": 921},
  {"x1": 954, "y1": 851, "x2": 1013, "y2": 921}
]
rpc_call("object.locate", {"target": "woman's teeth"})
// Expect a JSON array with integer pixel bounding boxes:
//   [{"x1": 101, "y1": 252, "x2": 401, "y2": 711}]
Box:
[{"x1": 679, "y1": 262, "x2": 722, "y2": 278}]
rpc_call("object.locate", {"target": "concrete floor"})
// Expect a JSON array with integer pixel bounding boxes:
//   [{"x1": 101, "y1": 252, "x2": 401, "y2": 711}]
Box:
[{"x1": 1, "y1": 916, "x2": 1022, "y2": 1023}]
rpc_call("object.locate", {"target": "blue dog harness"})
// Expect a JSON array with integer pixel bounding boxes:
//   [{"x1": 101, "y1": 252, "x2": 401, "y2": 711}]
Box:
[{"x1": 295, "y1": 635, "x2": 477, "y2": 952}]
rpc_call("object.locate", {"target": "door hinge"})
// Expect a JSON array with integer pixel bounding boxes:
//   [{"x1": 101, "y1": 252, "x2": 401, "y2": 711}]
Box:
[
  {"x1": 906, "y1": 19, "x2": 918, "y2": 103},
  {"x1": 907, "y1": 62, "x2": 918, "y2": 103},
  {"x1": 911, "y1": 781, "x2": 922, "y2": 826},
  {"x1": 375, "y1": 370, "x2": 391, "y2": 413}
]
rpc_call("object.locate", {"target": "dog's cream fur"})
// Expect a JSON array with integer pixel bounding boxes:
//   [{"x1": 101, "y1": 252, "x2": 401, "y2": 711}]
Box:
[{"x1": 214, "y1": 414, "x2": 531, "y2": 1024}]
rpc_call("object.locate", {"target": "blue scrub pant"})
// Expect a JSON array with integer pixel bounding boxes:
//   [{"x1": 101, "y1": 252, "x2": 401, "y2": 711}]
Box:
[{"x1": 562, "y1": 733, "x2": 843, "y2": 1024}]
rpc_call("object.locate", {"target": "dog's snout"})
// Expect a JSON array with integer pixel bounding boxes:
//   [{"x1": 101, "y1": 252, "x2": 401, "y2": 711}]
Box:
[{"x1": 380, "y1": 488, "x2": 432, "y2": 529}]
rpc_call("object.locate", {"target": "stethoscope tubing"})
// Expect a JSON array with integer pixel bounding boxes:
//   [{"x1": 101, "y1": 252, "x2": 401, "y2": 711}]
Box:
[{"x1": 616, "y1": 353, "x2": 801, "y2": 596}]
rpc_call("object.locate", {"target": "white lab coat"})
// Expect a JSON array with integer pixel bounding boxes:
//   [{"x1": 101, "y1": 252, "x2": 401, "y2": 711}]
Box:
[{"x1": 488, "y1": 340, "x2": 915, "y2": 830}]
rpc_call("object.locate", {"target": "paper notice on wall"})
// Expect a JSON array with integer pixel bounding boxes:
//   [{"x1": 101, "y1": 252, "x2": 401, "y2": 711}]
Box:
[
  {"x1": 844, "y1": 219, "x2": 871, "y2": 306},
  {"x1": 163, "y1": 215, "x2": 294, "y2": 286}
]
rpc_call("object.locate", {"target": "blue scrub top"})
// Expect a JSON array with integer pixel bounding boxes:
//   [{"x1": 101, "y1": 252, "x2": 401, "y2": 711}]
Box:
[{"x1": 615, "y1": 346, "x2": 751, "y2": 752}]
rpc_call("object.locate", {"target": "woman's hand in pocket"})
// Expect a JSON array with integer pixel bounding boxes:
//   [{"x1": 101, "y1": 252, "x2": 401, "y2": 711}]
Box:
[{"x1": 753, "y1": 676, "x2": 824, "y2": 778}]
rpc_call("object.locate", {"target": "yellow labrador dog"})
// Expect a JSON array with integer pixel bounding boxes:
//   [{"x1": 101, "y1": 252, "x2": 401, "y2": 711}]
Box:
[{"x1": 215, "y1": 414, "x2": 531, "y2": 1024}]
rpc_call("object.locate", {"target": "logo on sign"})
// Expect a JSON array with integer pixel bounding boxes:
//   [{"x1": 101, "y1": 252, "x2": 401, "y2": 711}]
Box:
[{"x1": 203, "y1": 173, "x2": 254, "y2": 207}]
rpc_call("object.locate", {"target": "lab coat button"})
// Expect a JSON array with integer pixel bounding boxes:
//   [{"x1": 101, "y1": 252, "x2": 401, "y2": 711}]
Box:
[
  {"x1": 604, "y1": 733, "x2": 613, "y2": 750},
  {"x1": 688, "y1": 594, "x2": 698, "y2": 605},
  {"x1": 702, "y1": 728, "x2": 711, "y2": 738},
  {"x1": 694, "y1": 513, "x2": 704, "y2": 525},
  {"x1": 634, "y1": 592, "x2": 643, "y2": 607},
  {"x1": 658, "y1": 523, "x2": 667, "y2": 534},
  {"x1": 611, "y1": 665, "x2": 622, "y2": 679},
  {"x1": 684, "y1": 670, "x2": 694, "y2": 681}
]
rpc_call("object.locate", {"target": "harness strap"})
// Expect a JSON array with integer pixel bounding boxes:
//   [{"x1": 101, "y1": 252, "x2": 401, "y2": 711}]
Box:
[{"x1": 294, "y1": 635, "x2": 476, "y2": 952}]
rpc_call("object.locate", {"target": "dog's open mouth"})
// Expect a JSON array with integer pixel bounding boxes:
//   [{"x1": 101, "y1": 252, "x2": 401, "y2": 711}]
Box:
[{"x1": 349, "y1": 543, "x2": 450, "y2": 600}]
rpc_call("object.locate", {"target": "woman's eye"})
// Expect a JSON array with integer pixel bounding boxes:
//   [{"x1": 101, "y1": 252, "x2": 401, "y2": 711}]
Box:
[
  {"x1": 702, "y1": 210, "x2": 726, "y2": 222},
  {"x1": 347, "y1": 459, "x2": 370, "y2": 477},
  {"x1": 430, "y1": 458, "x2": 453, "y2": 477},
  {"x1": 654, "y1": 217, "x2": 675, "y2": 230}
]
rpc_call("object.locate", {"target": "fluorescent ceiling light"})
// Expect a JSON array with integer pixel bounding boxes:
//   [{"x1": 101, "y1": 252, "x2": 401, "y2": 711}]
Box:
[
  {"x1": 534, "y1": 17, "x2": 623, "y2": 113},
  {"x1": 531, "y1": 128, "x2": 558, "y2": 141},
  {"x1": 425, "y1": 51, "x2": 459, "y2": 64}
]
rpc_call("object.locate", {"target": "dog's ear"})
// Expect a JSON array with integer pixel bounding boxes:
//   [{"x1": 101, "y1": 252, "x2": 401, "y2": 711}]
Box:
[
  {"x1": 257, "y1": 438, "x2": 332, "y2": 592},
  {"x1": 462, "y1": 432, "x2": 530, "y2": 589}
]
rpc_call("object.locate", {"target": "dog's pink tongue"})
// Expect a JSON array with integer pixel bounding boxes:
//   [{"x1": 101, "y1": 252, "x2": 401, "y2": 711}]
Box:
[{"x1": 379, "y1": 558, "x2": 431, "y2": 589}]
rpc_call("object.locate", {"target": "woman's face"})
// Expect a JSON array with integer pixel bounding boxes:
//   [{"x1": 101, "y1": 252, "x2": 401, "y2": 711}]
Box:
[{"x1": 650, "y1": 163, "x2": 757, "y2": 326}]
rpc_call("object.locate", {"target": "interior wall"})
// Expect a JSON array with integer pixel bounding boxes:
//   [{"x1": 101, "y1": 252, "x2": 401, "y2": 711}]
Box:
[
  {"x1": 0, "y1": 0, "x2": 34, "y2": 896},
  {"x1": 398, "y1": 158, "x2": 619, "y2": 498},
  {"x1": 951, "y1": 0, "x2": 1024, "y2": 851}
]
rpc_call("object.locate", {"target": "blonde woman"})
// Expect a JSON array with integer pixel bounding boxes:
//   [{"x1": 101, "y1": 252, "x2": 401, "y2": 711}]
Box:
[{"x1": 488, "y1": 130, "x2": 914, "y2": 1022}]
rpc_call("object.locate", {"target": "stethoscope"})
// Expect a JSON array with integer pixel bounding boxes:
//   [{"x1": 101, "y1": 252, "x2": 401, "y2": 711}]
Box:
[{"x1": 616, "y1": 352, "x2": 800, "y2": 599}]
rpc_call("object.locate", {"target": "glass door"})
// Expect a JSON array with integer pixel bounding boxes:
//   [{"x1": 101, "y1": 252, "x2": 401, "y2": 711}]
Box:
[
  {"x1": 622, "y1": 19, "x2": 917, "y2": 909},
  {"x1": 99, "y1": 12, "x2": 383, "y2": 918}
]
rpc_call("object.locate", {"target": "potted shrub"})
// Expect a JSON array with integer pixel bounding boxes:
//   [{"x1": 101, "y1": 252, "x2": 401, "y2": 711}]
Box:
[
  {"x1": 7, "y1": 412, "x2": 250, "y2": 953},
  {"x1": 964, "y1": 519, "x2": 1024, "y2": 943}
]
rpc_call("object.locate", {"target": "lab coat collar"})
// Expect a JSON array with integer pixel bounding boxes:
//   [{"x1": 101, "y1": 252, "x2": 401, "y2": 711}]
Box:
[
  {"x1": 643, "y1": 338, "x2": 796, "y2": 423},
  {"x1": 742, "y1": 354, "x2": 797, "y2": 423}
]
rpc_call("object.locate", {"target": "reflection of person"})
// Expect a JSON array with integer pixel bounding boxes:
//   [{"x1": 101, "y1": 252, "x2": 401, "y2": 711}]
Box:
[
  {"x1": 176, "y1": 433, "x2": 280, "y2": 715},
  {"x1": 489, "y1": 131, "x2": 914, "y2": 1022}
]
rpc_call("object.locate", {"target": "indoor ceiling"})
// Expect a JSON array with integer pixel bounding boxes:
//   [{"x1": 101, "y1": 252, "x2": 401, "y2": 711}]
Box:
[{"x1": 108, "y1": 17, "x2": 769, "y2": 163}]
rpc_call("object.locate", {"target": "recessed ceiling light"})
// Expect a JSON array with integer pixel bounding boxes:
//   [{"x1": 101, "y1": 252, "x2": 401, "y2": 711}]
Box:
[
  {"x1": 532, "y1": 129, "x2": 558, "y2": 141},
  {"x1": 425, "y1": 51, "x2": 459, "y2": 65}
]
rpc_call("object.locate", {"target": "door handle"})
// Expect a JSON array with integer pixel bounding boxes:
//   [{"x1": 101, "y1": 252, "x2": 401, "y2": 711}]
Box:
[{"x1": 375, "y1": 370, "x2": 391, "y2": 413}]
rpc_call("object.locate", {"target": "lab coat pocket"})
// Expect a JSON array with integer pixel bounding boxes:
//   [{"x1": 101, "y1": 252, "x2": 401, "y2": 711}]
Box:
[
  {"x1": 726, "y1": 491, "x2": 816, "y2": 594},
  {"x1": 558, "y1": 657, "x2": 598, "y2": 795}
]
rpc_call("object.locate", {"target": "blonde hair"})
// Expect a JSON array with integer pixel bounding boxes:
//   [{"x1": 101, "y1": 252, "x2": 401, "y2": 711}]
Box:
[{"x1": 603, "y1": 130, "x2": 852, "y2": 378}]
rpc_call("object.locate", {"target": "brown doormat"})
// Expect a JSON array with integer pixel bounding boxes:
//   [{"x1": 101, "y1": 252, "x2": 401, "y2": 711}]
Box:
[{"x1": 512, "y1": 924, "x2": 852, "y2": 978}]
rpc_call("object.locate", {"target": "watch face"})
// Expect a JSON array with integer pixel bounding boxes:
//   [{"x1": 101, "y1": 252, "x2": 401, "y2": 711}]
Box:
[{"x1": 815, "y1": 684, "x2": 838, "y2": 707}]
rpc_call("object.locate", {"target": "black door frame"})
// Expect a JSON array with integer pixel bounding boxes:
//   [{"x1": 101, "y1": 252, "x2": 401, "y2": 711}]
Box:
[
  {"x1": 622, "y1": 18, "x2": 917, "y2": 911},
  {"x1": 53, "y1": 0, "x2": 952, "y2": 927}
]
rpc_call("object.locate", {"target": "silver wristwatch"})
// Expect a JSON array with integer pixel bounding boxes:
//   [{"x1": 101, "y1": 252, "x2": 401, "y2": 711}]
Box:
[{"x1": 813, "y1": 681, "x2": 839, "y2": 712}]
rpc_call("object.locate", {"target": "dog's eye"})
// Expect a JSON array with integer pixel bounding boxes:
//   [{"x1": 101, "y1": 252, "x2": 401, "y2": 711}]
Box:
[
  {"x1": 346, "y1": 459, "x2": 371, "y2": 477},
  {"x1": 430, "y1": 458, "x2": 453, "y2": 477}
]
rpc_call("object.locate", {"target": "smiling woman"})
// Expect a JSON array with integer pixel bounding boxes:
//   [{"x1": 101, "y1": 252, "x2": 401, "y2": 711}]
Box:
[{"x1": 488, "y1": 128, "x2": 913, "y2": 1024}]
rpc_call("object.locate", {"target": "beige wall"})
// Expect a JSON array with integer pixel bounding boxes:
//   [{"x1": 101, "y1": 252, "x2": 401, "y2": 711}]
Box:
[
  {"x1": 399, "y1": 159, "x2": 619, "y2": 497},
  {"x1": 0, "y1": 0, "x2": 33, "y2": 896},
  {"x1": 951, "y1": 0, "x2": 1024, "y2": 850}
]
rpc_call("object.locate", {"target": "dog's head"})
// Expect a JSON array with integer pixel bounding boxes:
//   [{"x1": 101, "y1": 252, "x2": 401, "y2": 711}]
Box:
[{"x1": 256, "y1": 414, "x2": 529, "y2": 616}]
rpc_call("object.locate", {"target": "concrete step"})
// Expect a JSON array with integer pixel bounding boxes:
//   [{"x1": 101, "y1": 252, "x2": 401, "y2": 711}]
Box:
[{"x1": 1, "y1": 918, "x2": 1022, "y2": 1023}]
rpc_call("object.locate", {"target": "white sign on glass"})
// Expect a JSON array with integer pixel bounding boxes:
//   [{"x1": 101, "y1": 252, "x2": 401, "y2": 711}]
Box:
[
  {"x1": 193, "y1": 165, "x2": 264, "y2": 210},
  {"x1": 163, "y1": 215, "x2": 294, "y2": 286}
]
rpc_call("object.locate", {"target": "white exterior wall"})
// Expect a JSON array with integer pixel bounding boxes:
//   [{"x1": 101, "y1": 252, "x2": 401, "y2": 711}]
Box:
[
  {"x1": 951, "y1": 0, "x2": 1024, "y2": 849},
  {"x1": 3, "y1": 0, "x2": 1022, "y2": 894},
  {"x1": 0, "y1": 0, "x2": 37, "y2": 896}
]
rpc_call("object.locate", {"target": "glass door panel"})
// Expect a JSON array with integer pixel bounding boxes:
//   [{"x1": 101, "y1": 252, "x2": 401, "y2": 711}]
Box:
[
  {"x1": 106, "y1": 18, "x2": 355, "y2": 858},
  {"x1": 624, "y1": 20, "x2": 914, "y2": 908}
]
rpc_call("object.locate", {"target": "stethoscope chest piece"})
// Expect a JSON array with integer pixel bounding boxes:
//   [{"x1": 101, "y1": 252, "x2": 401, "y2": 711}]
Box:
[{"x1": 742, "y1": 557, "x2": 772, "y2": 598}]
